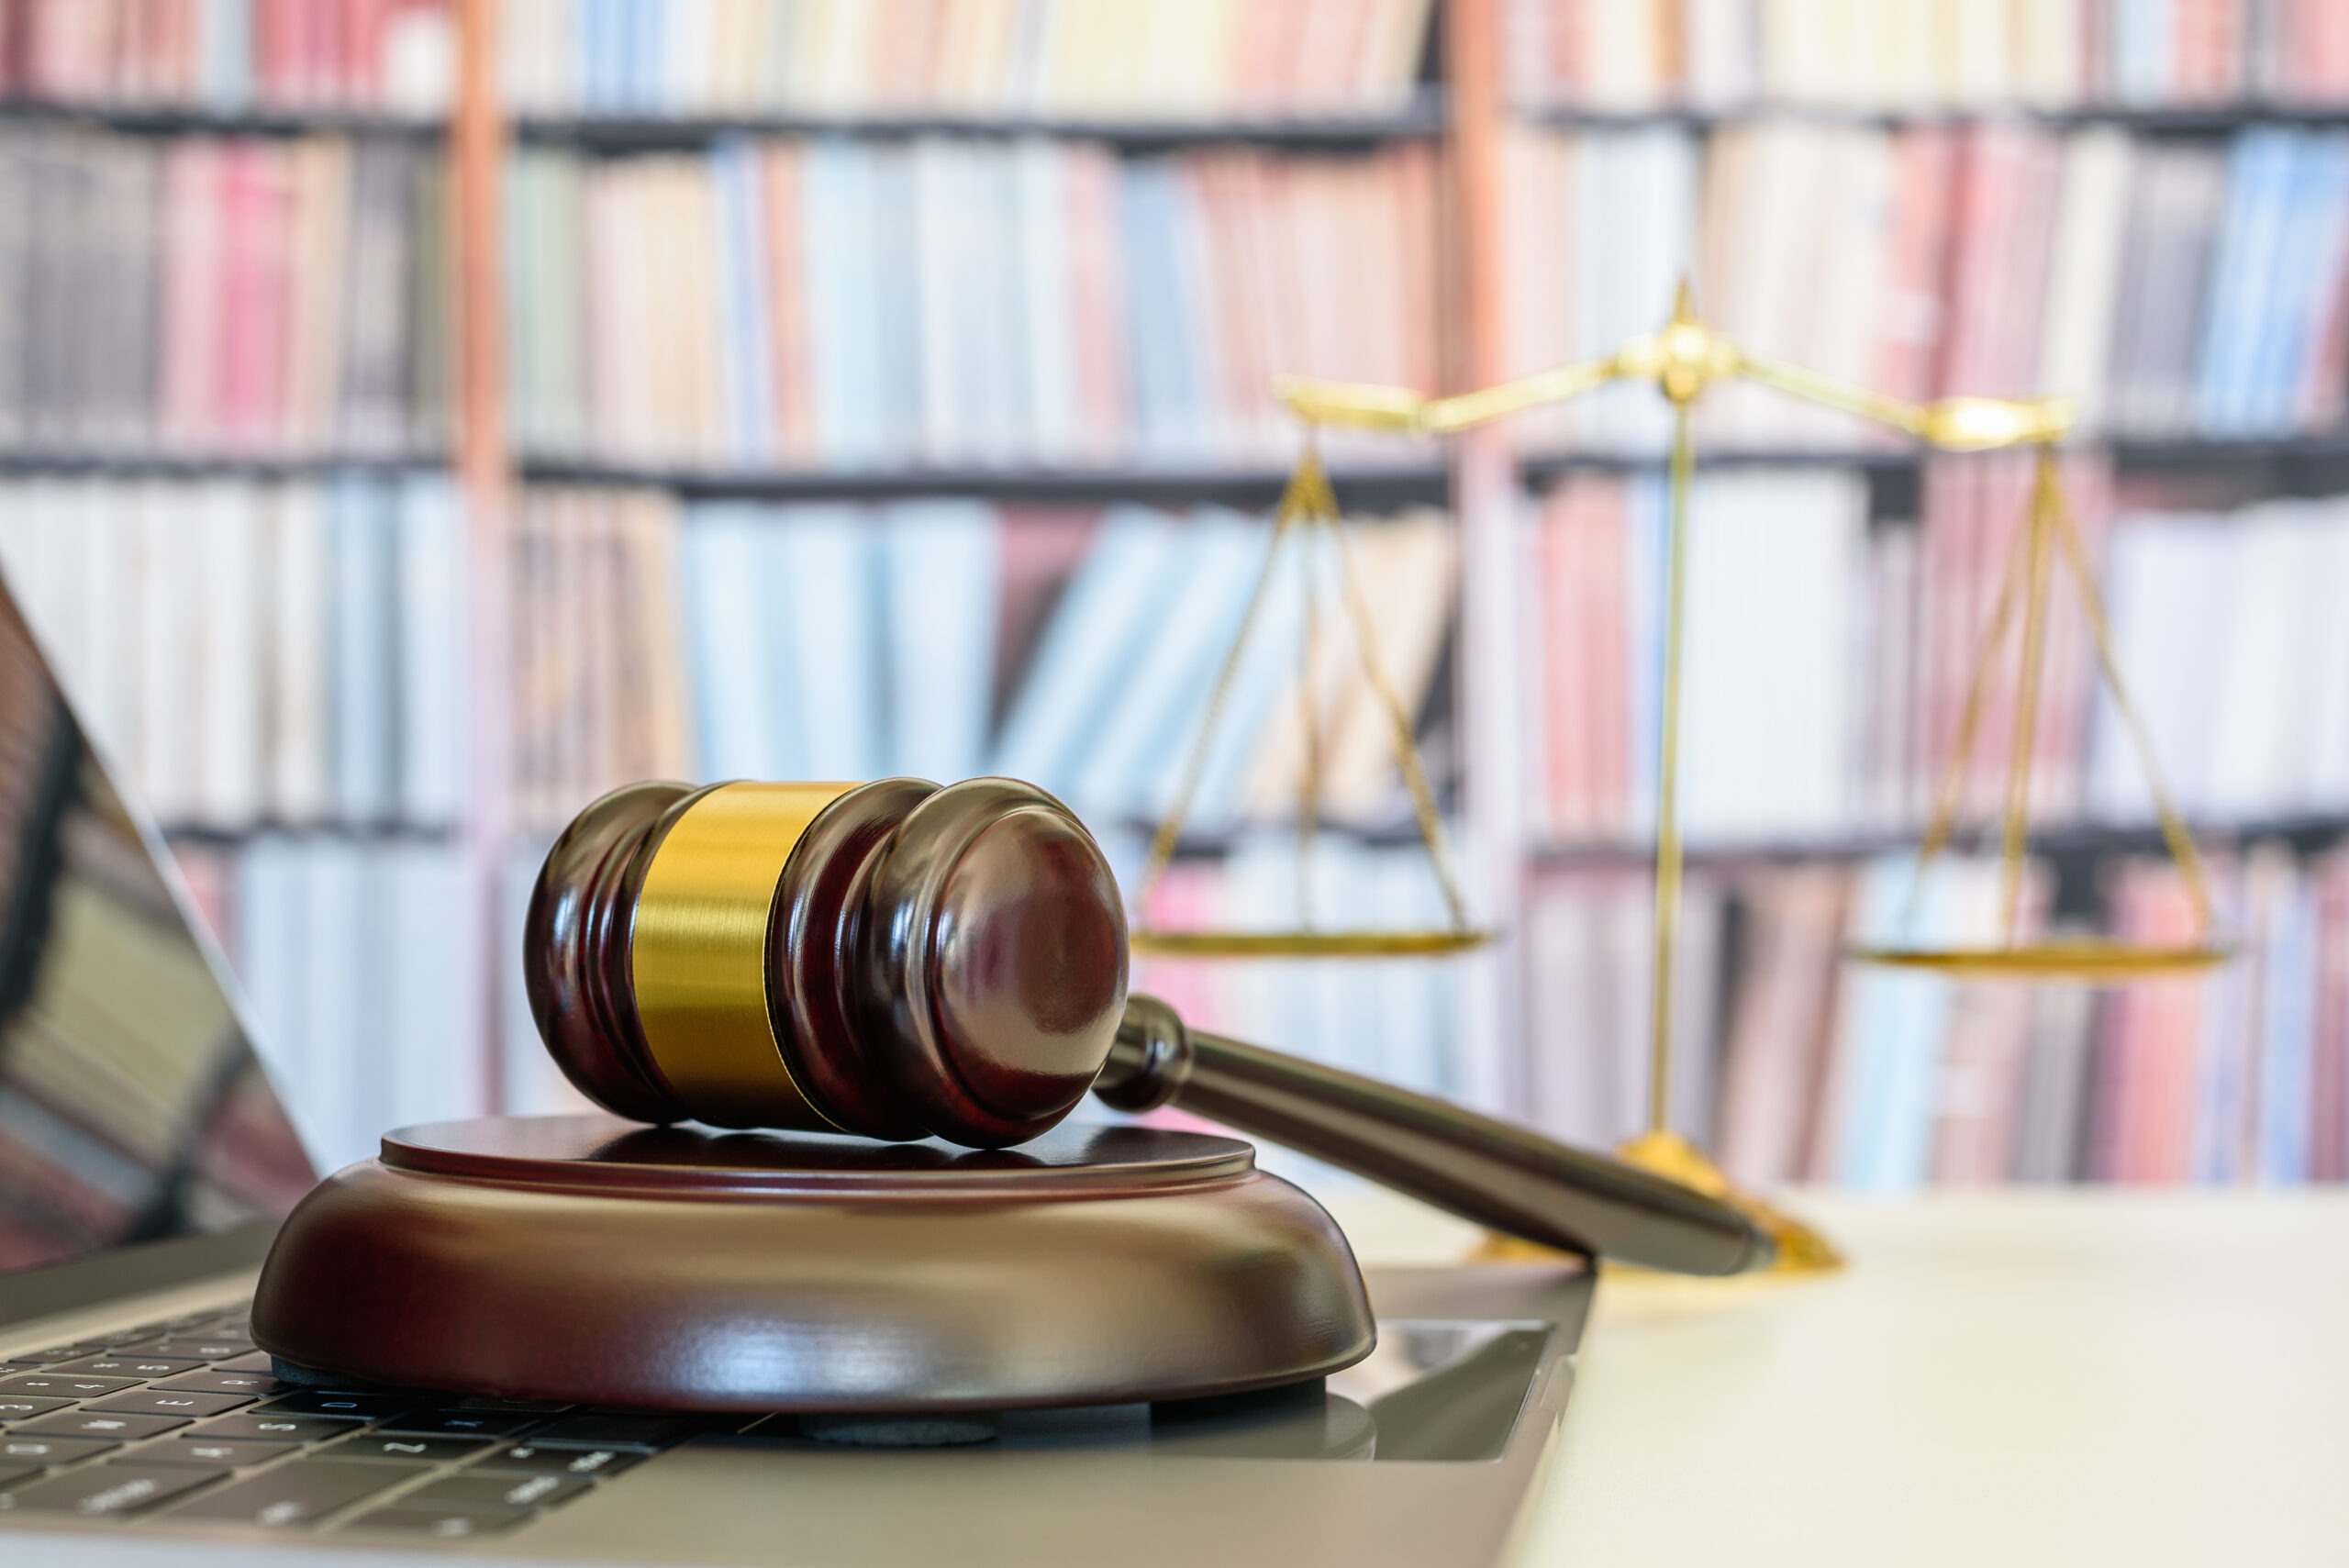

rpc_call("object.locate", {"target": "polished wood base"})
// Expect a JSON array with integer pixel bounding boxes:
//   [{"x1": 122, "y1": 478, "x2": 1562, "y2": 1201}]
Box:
[{"x1": 250, "y1": 1117, "x2": 1375, "y2": 1413}]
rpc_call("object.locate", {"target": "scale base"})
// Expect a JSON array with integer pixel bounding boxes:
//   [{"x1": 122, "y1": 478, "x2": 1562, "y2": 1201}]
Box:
[
  {"x1": 1474, "y1": 1131, "x2": 1842, "y2": 1277},
  {"x1": 1612, "y1": 1130, "x2": 1843, "y2": 1274}
]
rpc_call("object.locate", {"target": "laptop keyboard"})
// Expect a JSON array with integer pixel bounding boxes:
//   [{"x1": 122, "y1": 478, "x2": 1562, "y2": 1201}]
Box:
[{"x1": 0, "y1": 1301, "x2": 729, "y2": 1540}]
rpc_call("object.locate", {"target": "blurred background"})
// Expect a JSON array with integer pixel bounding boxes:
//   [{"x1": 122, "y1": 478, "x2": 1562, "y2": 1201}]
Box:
[{"x1": 0, "y1": 0, "x2": 2343, "y2": 1194}]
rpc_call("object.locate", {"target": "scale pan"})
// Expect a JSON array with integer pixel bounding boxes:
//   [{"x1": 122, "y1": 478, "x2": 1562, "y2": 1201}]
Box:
[{"x1": 1846, "y1": 939, "x2": 2232, "y2": 980}]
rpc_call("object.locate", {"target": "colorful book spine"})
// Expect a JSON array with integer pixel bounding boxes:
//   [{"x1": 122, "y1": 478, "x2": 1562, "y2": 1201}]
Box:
[
  {"x1": 495, "y1": 0, "x2": 1434, "y2": 122},
  {"x1": 502, "y1": 136, "x2": 1441, "y2": 472},
  {"x1": 1530, "y1": 842, "x2": 2349, "y2": 1188},
  {"x1": 0, "y1": 473, "x2": 466, "y2": 832},
  {"x1": 1527, "y1": 459, "x2": 2349, "y2": 852},
  {"x1": 1504, "y1": 120, "x2": 2349, "y2": 448},
  {"x1": 1506, "y1": 0, "x2": 2349, "y2": 110},
  {"x1": 0, "y1": 125, "x2": 448, "y2": 458},
  {"x1": 0, "y1": 0, "x2": 455, "y2": 116}
]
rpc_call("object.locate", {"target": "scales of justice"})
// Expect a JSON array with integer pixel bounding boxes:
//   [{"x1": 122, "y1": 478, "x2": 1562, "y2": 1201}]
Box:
[
  {"x1": 246, "y1": 288, "x2": 2226, "y2": 1422},
  {"x1": 1134, "y1": 282, "x2": 2230, "y2": 1275}
]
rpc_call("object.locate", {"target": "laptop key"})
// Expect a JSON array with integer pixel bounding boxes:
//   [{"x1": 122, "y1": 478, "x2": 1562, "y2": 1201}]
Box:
[
  {"x1": 212, "y1": 1351, "x2": 276, "y2": 1373},
  {"x1": 529, "y1": 1412, "x2": 699, "y2": 1450},
  {"x1": 0, "y1": 1462, "x2": 226, "y2": 1517},
  {"x1": 0, "y1": 1435, "x2": 120, "y2": 1466},
  {"x1": 87, "y1": 1390, "x2": 253, "y2": 1418},
  {"x1": 164, "y1": 1458, "x2": 408, "y2": 1527},
  {"x1": 94, "y1": 1324, "x2": 173, "y2": 1347},
  {"x1": 191, "y1": 1412, "x2": 373, "y2": 1443},
  {"x1": 255, "y1": 1390, "x2": 415, "y2": 1419},
  {"x1": 450, "y1": 1396, "x2": 573, "y2": 1413},
  {"x1": 378, "y1": 1409, "x2": 542, "y2": 1439},
  {"x1": 49, "y1": 1353, "x2": 207, "y2": 1378},
  {"x1": 128, "y1": 1337, "x2": 253, "y2": 1362},
  {"x1": 12, "y1": 1411, "x2": 190, "y2": 1441},
  {"x1": 0, "y1": 1396, "x2": 75, "y2": 1419},
  {"x1": 399, "y1": 1471, "x2": 591, "y2": 1514},
  {"x1": 10, "y1": 1345, "x2": 107, "y2": 1364},
  {"x1": 0, "y1": 1463, "x2": 39, "y2": 1489},
  {"x1": 470, "y1": 1441, "x2": 644, "y2": 1479},
  {"x1": 0, "y1": 1373, "x2": 144, "y2": 1398},
  {"x1": 150, "y1": 1370, "x2": 293, "y2": 1397},
  {"x1": 137, "y1": 1436, "x2": 300, "y2": 1468},
  {"x1": 346, "y1": 1504, "x2": 529, "y2": 1538},
  {"x1": 327, "y1": 1433, "x2": 494, "y2": 1463}
]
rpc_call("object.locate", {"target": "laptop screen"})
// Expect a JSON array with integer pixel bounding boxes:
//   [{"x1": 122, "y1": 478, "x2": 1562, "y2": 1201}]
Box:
[{"x1": 0, "y1": 582, "x2": 314, "y2": 1277}]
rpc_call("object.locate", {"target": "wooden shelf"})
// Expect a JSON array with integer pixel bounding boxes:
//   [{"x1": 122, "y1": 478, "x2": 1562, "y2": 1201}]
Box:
[
  {"x1": 0, "y1": 99, "x2": 440, "y2": 137},
  {"x1": 0, "y1": 93, "x2": 1446, "y2": 148},
  {"x1": 1524, "y1": 429, "x2": 2349, "y2": 472},
  {"x1": 512, "y1": 93, "x2": 1447, "y2": 150},
  {"x1": 526, "y1": 432, "x2": 2349, "y2": 509},
  {"x1": 161, "y1": 821, "x2": 460, "y2": 847},
  {"x1": 518, "y1": 457, "x2": 1452, "y2": 508},
  {"x1": 0, "y1": 431, "x2": 2339, "y2": 506},
  {"x1": 0, "y1": 450, "x2": 445, "y2": 481},
  {"x1": 1534, "y1": 812, "x2": 2349, "y2": 869},
  {"x1": 34, "y1": 91, "x2": 2349, "y2": 149},
  {"x1": 1524, "y1": 100, "x2": 2349, "y2": 132}
]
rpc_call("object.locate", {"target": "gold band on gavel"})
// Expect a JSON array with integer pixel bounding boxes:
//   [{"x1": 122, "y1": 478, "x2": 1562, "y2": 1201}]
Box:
[{"x1": 629, "y1": 782, "x2": 857, "y2": 1129}]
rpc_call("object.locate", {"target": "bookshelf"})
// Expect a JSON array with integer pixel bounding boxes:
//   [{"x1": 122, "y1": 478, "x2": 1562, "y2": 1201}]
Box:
[{"x1": 4, "y1": 0, "x2": 2348, "y2": 1187}]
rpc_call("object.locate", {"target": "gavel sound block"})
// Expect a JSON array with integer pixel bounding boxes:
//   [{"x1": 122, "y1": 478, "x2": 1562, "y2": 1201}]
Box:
[{"x1": 253, "y1": 778, "x2": 1769, "y2": 1413}]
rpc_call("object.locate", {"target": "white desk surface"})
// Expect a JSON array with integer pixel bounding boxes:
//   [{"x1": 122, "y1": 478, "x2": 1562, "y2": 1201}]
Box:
[{"x1": 1329, "y1": 1189, "x2": 2349, "y2": 1568}]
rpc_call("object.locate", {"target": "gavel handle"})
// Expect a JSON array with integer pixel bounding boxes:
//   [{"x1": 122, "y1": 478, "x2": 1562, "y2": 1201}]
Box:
[{"x1": 1094, "y1": 995, "x2": 1773, "y2": 1276}]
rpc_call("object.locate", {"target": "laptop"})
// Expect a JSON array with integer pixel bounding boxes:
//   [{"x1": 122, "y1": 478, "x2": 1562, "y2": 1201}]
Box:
[{"x1": 0, "y1": 573, "x2": 1594, "y2": 1566}]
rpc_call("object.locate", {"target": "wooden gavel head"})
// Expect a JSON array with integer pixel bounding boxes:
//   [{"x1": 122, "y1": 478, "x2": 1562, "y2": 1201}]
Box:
[{"x1": 524, "y1": 778, "x2": 1130, "y2": 1149}]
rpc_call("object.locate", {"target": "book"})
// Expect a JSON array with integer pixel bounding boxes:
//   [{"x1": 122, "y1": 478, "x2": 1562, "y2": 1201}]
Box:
[
  {"x1": 2, "y1": 0, "x2": 456, "y2": 114},
  {"x1": 1513, "y1": 454, "x2": 2349, "y2": 856},
  {"x1": 194, "y1": 481, "x2": 266, "y2": 828},
  {"x1": 510, "y1": 485, "x2": 693, "y2": 834},
  {"x1": 328, "y1": 473, "x2": 398, "y2": 824},
  {"x1": 0, "y1": 124, "x2": 451, "y2": 459},
  {"x1": 775, "y1": 504, "x2": 884, "y2": 782},
  {"x1": 1524, "y1": 829, "x2": 2349, "y2": 1190},
  {"x1": 0, "y1": 474, "x2": 463, "y2": 832},
  {"x1": 1506, "y1": 120, "x2": 2349, "y2": 447},
  {"x1": 506, "y1": 134, "x2": 1439, "y2": 471},
  {"x1": 1531, "y1": 466, "x2": 1874, "y2": 847},
  {"x1": 1070, "y1": 507, "x2": 1261, "y2": 822},
  {"x1": 2087, "y1": 494, "x2": 2349, "y2": 823},
  {"x1": 608, "y1": 493, "x2": 1463, "y2": 840},
  {"x1": 1519, "y1": 863, "x2": 1723, "y2": 1150},
  {"x1": 268, "y1": 484, "x2": 332, "y2": 824},
  {"x1": 228, "y1": 834, "x2": 479, "y2": 1172},
  {"x1": 493, "y1": 0, "x2": 1434, "y2": 122},
  {"x1": 1504, "y1": 0, "x2": 2349, "y2": 109},
  {"x1": 395, "y1": 475, "x2": 466, "y2": 826},
  {"x1": 991, "y1": 506, "x2": 1186, "y2": 796},
  {"x1": 882, "y1": 499, "x2": 1003, "y2": 784}
]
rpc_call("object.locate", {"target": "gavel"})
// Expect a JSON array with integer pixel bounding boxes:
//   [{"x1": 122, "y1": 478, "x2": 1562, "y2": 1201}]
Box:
[{"x1": 524, "y1": 776, "x2": 1773, "y2": 1276}]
